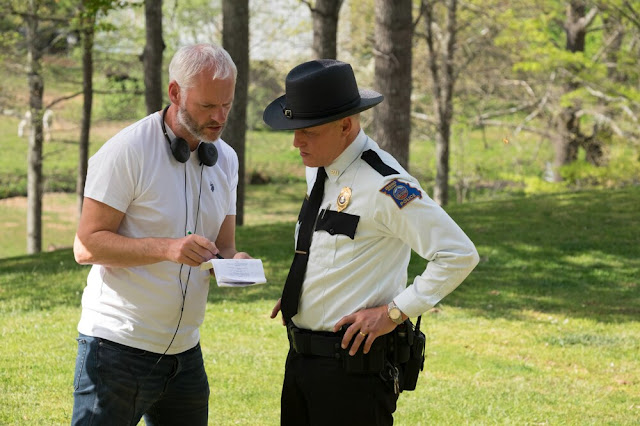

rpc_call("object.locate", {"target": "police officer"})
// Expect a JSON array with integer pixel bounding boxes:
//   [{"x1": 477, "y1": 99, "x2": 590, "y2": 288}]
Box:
[{"x1": 264, "y1": 59, "x2": 479, "y2": 426}]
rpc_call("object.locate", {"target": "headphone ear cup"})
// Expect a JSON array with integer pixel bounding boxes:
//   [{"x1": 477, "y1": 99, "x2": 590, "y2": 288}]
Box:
[
  {"x1": 198, "y1": 142, "x2": 218, "y2": 167},
  {"x1": 171, "y1": 137, "x2": 190, "y2": 163}
]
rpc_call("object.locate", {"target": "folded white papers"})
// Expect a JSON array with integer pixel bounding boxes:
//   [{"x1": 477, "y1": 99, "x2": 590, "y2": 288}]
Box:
[{"x1": 200, "y1": 258, "x2": 267, "y2": 287}]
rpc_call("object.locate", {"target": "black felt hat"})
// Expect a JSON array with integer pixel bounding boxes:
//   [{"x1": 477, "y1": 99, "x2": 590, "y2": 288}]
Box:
[{"x1": 263, "y1": 59, "x2": 384, "y2": 130}]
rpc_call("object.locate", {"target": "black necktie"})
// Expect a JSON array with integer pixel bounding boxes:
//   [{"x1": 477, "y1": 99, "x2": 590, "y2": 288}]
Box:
[{"x1": 281, "y1": 167, "x2": 327, "y2": 322}]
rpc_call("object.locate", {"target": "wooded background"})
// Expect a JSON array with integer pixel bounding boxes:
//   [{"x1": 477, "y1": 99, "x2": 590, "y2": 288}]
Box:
[{"x1": 1, "y1": 0, "x2": 639, "y2": 254}]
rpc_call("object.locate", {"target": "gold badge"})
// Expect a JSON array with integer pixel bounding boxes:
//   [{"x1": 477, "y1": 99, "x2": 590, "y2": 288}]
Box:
[{"x1": 337, "y1": 187, "x2": 352, "y2": 212}]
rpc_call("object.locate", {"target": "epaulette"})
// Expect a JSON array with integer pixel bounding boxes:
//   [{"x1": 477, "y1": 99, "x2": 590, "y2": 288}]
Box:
[{"x1": 361, "y1": 150, "x2": 399, "y2": 177}]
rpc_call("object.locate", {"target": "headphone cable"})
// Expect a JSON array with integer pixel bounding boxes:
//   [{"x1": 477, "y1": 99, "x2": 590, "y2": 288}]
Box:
[{"x1": 147, "y1": 163, "x2": 205, "y2": 377}]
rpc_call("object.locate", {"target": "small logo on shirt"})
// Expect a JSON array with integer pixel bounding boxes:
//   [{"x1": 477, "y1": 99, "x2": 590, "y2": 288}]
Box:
[
  {"x1": 210, "y1": 183, "x2": 215, "y2": 192},
  {"x1": 380, "y1": 179, "x2": 422, "y2": 209}
]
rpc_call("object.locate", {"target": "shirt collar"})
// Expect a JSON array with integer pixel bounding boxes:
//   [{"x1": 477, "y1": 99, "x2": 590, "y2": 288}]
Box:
[{"x1": 326, "y1": 129, "x2": 367, "y2": 183}]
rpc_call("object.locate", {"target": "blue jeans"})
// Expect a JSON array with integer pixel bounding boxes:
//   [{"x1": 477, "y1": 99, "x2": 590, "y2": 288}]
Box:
[{"x1": 71, "y1": 333, "x2": 209, "y2": 426}]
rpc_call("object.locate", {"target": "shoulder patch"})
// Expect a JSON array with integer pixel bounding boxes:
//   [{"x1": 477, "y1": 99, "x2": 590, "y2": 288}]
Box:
[
  {"x1": 380, "y1": 179, "x2": 422, "y2": 209},
  {"x1": 361, "y1": 150, "x2": 399, "y2": 176}
]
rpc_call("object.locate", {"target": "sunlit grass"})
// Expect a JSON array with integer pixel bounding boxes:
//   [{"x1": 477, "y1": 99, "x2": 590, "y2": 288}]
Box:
[{"x1": 1, "y1": 187, "x2": 639, "y2": 424}]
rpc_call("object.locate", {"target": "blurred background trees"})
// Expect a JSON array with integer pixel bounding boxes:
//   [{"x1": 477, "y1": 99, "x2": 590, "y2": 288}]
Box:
[{"x1": 1, "y1": 0, "x2": 639, "y2": 253}]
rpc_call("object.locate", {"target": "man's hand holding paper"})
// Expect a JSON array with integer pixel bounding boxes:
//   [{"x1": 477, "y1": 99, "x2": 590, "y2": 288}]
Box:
[{"x1": 200, "y1": 258, "x2": 267, "y2": 287}]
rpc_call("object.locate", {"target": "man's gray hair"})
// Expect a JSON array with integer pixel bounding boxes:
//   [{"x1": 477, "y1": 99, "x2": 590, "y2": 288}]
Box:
[{"x1": 168, "y1": 43, "x2": 237, "y2": 90}]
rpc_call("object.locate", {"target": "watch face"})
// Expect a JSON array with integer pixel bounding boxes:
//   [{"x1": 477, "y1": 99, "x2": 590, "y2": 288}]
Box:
[{"x1": 390, "y1": 308, "x2": 402, "y2": 320}]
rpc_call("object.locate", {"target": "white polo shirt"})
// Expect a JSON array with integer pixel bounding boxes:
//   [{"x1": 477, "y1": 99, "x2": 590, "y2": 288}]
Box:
[
  {"x1": 78, "y1": 112, "x2": 238, "y2": 354},
  {"x1": 292, "y1": 130, "x2": 479, "y2": 331}
]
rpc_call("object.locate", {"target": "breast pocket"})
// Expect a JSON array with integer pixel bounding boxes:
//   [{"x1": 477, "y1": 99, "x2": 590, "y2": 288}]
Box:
[{"x1": 309, "y1": 209, "x2": 360, "y2": 269}]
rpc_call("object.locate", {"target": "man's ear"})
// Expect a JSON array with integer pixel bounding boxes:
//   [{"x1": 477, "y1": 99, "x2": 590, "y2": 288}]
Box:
[
  {"x1": 340, "y1": 116, "x2": 353, "y2": 135},
  {"x1": 341, "y1": 115, "x2": 361, "y2": 139},
  {"x1": 168, "y1": 81, "x2": 181, "y2": 105}
]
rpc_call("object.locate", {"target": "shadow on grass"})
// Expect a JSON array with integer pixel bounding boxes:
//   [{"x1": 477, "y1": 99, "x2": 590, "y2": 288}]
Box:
[
  {"x1": 0, "y1": 248, "x2": 85, "y2": 312},
  {"x1": 0, "y1": 223, "x2": 293, "y2": 314},
  {"x1": 429, "y1": 187, "x2": 640, "y2": 323},
  {"x1": 1, "y1": 187, "x2": 638, "y2": 323}
]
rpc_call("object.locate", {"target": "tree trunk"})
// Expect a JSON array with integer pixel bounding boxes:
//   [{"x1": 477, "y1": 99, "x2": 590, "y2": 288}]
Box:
[
  {"x1": 584, "y1": 127, "x2": 606, "y2": 167},
  {"x1": 309, "y1": 0, "x2": 343, "y2": 59},
  {"x1": 434, "y1": 123, "x2": 451, "y2": 206},
  {"x1": 143, "y1": 0, "x2": 164, "y2": 114},
  {"x1": 77, "y1": 13, "x2": 95, "y2": 218},
  {"x1": 425, "y1": 0, "x2": 458, "y2": 206},
  {"x1": 553, "y1": 106, "x2": 580, "y2": 181},
  {"x1": 554, "y1": 0, "x2": 599, "y2": 177},
  {"x1": 373, "y1": 0, "x2": 412, "y2": 169},
  {"x1": 222, "y1": 0, "x2": 249, "y2": 226},
  {"x1": 602, "y1": 12, "x2": 625, "y2": 83},
  {"x1": 565, "y1": 1, "x2": 589, "y2": 52},
  {"x1": 26, "y1": 0, "x2": 44, "y2": 254}
]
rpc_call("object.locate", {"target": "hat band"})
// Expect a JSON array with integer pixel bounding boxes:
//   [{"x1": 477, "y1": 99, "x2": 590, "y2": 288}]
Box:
[{"x1": 283, "y1": 96, "x2": 362, "y2": 120}]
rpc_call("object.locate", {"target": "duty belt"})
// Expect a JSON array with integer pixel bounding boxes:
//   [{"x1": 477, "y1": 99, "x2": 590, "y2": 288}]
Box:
[
  {"x1": 286, "y1": 322, "x2": 390, "y2": 375},
  {"x1": 286, "y1": 323, "x2": 343, "y2": 358},
  {"x1": 286, "y1": 320, "x2": 423, "y2": 394}
]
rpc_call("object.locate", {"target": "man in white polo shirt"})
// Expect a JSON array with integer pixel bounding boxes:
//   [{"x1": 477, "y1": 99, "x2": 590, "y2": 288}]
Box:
[{"x1": 71, "y1": 43, "x2": 251, "y2": 426}]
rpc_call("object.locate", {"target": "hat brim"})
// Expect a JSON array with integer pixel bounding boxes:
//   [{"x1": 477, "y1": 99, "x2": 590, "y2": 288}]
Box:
[{"x1": 263, "y1": 89, "x2": 384, "y2": 130}]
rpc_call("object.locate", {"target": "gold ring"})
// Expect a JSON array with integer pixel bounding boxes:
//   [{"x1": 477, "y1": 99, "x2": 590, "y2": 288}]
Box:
[{"x1": 359, "y1": 331, "x2": 367, "y2": 337}]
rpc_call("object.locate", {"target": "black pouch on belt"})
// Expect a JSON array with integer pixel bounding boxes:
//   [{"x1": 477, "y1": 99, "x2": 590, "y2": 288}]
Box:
[
  {"x1": 400, "y1": 316, "x2": 426, "y2": 391},
  {"x1": 341, "y1": 333, "x2": 387, "y2": 374}
]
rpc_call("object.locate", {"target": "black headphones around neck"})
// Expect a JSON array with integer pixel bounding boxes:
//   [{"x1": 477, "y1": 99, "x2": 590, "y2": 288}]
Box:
[{"x1": 161, "y1": 105, "x2": 218, "y2": 167}]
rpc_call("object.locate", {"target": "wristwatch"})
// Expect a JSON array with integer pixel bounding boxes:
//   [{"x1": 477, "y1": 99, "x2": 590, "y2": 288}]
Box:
[{"x1": 387, "y1": 301, "x2": 404, "y2": 325}]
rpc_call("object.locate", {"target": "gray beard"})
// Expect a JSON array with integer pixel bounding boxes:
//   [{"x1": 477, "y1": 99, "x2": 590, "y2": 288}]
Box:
[{"x1": 177, "y1": 106, "x2": 219, "y2": 143}]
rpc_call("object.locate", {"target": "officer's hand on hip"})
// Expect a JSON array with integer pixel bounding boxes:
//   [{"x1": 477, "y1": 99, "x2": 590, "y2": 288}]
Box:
[{"x1": 333, "y1": 305, "x2": 397, "y2": 356}]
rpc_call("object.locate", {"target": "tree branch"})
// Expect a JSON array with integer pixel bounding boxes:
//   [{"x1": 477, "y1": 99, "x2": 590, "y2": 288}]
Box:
[
  {"x1": 474, "y1": 101, "x2": 538, "y2": 122},
  {"x1": 478, "y1": 119, "x2": 554, "y2": 139},
  {"x1": 413, "y1": 0, "x2": 428, "y2": 30},
  {"x1": 44, "y1": 88, "x2": 146, "y2": 110},
  {"x1": 411, "y1": 111, "x2": 437, "y2": 125},
  {"x1": 514, "y1": 89, "x2": 552, "y2": 135},
  {"x1": 584, "y1": 86, "x2": 639, "y2": 123},
  {"x1": 575, "y1": 108, "x2": 625, "y2": 137},
  {"x1": 623, "y1": 1, "x2": 640, "y2": 27}
]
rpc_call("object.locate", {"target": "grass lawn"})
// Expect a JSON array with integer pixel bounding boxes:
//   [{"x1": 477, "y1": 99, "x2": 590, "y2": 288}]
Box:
[
  {"x1": 1, "y1": 186, "x2": 639, "y2": 424},
  {"x1": 3, "y1": 50, "x2": 640, "y2": 424}
]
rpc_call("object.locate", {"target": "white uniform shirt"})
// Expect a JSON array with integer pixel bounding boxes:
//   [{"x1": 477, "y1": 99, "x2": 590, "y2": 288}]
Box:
[
  {"x1": 293, "y1": 130, "x2": 479, "y2": 331},
  {"x1": 78, "y1": 111, "x2": 238, "y2": 354}
]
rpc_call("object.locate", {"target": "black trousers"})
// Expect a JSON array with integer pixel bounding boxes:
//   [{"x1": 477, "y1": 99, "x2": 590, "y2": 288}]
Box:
[{"x1": 280, "y1": 348, "x2": 399, "y2": 426}]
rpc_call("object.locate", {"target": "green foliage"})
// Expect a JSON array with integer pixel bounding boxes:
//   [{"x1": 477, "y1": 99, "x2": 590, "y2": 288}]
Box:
[
  {"x1": 521, "y1": 176, "x2": 567, "y2": 195},
  {"x1": 247, "y1": 60, "x2": 284, "y2": 130},
  {"x1": 0, "y1": 22, "x2": 20, "y2": 60},
  {"x1": 75, "y1": 42, "x2": 150, "y2": 121},
  {"x1": 341, "y1": 0, "x2": 375, "y2": 62},
  {"x1": 496, "y1": 10, "x2": 555, "y2": 65},
  {"x1": 163, "y1": 0, "x2": 223, "y2": 49},
  {"x1": 560, "y1": 156, "x2": 640, "y2": 188},
  {"x1": 91, "y1": 3, "x2": 146, "y2": 57},
  {"x1": 95, "y1": 77, "x2": 146, "y2": 121}
]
